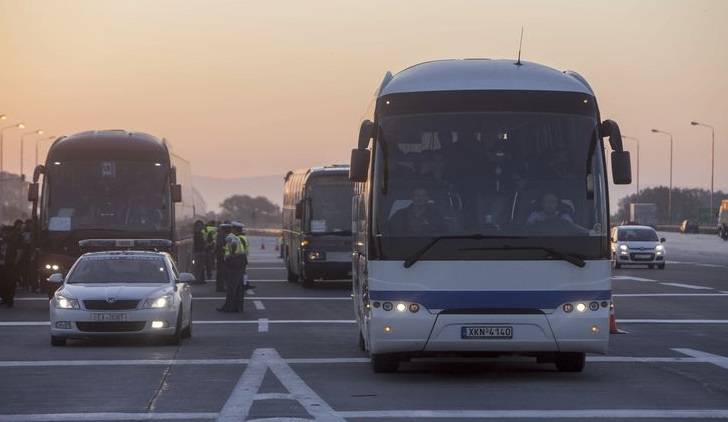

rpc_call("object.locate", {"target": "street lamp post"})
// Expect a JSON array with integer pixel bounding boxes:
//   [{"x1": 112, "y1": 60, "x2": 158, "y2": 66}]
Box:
[
  {"x1": 623, "y1": 135, "x2": 640, "y2": 197},
  {"x1": 651, "y1": 129, "x2": 674, "y2": 224},
  {"x1": 690, "y1": 121, "x2": 716, "y2": 217},
  {"x1": 20, "y1": 129, "x2": 43, "y2": 180},
  {"x1": 1, "y1": 122, "x2": 25, "y2": 175},
  {"x1": 36, "y1": 135, "x2": 56, "y2": 168}
]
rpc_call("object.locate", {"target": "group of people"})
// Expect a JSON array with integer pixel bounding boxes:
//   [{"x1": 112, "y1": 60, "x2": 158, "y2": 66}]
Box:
[
  {"x1": 193, "y1": 219, "x2": 252, "y2": 313},
  {"x1": 0, "y1": 219, "x2": 36, "y2": 308}
]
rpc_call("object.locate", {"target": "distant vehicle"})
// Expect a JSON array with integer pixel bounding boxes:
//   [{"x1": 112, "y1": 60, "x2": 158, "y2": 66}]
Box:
[
  {"x1": 282, "y1": 165, "x2": 354, "y2": 287},
  {"x1": 680, "y1": 219, "x2": 699, "y2": 234},
  {"x1": 629, "y1": 203, "x2": 657, "y2": 227},
  {"x1": 27, "y1": 130, "x2": 204, "y2": 297},
  {"x1": 349, "y1": 59, "x2": 632, "y2": 373},
  {"x1": 718, "y1": 200, "x2": 728, "y2": 241},
  {"x1": 611, "y1": 225, "x2": 666, "y2": 269},
  {"x1": 48, "y1": 250, "x2": 194, "y2": 346}
]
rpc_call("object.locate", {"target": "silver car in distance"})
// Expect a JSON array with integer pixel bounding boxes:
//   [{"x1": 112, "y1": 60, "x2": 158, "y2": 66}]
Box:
[{"x1": 48, "y1": 251, "x2": 194, "y2": 346}]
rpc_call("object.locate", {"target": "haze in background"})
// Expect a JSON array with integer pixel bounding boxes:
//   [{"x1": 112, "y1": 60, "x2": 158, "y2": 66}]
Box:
[{"x1": 1, "y1": 0, "x2": 727, "y2": 210}]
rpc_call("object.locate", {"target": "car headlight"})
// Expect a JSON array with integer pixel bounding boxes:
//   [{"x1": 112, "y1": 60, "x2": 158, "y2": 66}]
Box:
[
  {"x1": 45, "y1": 264, "x2": 60, "y2": 271},
  {"x1": 142, "y1": 293, "x2": 174, "y2": 309},
  {"x1": 54, "y1": 293, "x2": 79, "y2": 309},
  {"x1": 307, "y1": 251, "x2": 326, "y2": 261},
  {"x1": 619, "y1": 244, "x2": 628, "y2": 251},
  {"x1": 655, "y1": 244, "x2": 664, "y2": 251}
]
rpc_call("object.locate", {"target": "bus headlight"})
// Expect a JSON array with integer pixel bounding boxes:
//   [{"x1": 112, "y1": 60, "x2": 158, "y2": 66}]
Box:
[
  {"x1": 575, "y1": 303, "x2": 587, "y2": 312},
  {"x1": 45, "y1": 264, "x2": 60, "y2": 271},
  {"x1": 395, "y1": 303, "x2": 407, "y2": 312},
  {"x1": 619, "y1": 244, "x2": 628, "y2": 251},
  {"x1": 307, "y1": 251, "x2": 325, "y2": 261}
]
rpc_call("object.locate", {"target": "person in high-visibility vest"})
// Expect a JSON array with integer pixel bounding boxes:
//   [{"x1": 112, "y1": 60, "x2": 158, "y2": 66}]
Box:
[
  {"x1": 204, "y1": 221, "x2": 217, "y2": 279},
  {"x1": 192, "y1": 220, "x2": 207, "y2": 285},
  {"x1": 232, "y1": 222, "x2": 253, "y2": 290},
  {"x1": 217, "y1": 223, "x2": 245, "y2": 313}
]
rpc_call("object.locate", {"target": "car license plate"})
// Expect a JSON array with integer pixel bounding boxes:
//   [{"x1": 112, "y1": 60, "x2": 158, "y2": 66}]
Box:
[
  {"x1": 461, "y1": 326, "x2": 513, "y2": 339},
  {"x1": 634, "y1": 253, "x2": 652, "y2": 259},
  {"x1": 90, "y1": 313, "x2": 127, "y2": 322}
]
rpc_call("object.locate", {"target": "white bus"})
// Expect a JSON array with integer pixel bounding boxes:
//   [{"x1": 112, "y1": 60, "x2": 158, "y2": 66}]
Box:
[{"x1": 349, "y1": 59, "x2": 632, "y2": 373}]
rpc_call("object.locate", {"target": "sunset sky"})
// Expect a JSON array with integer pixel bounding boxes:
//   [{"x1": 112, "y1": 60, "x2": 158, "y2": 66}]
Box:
[{"x1": 1, "y1": 0, "x2": 726, "y2": 197}]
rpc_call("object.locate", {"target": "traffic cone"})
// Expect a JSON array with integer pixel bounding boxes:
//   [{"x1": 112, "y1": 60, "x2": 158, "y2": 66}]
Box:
[{"x1": 610, "y1": 301, "x2": 626, "y2": 334}]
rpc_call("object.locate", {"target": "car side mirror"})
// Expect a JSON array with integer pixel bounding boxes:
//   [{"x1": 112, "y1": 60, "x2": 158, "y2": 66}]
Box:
[
  {"x1": 178, "y1": 272, "x2": 195, "y2": 283},
  {"x1": 28, "y1": 183, "x2": 39, "y2": 202},
  {"x1": 660, "y1": 237, "x2": 666, "y2": 243},
  {"x1": 47, "y1": 273, "x2": 64, "y2": 284},
  {"x1": 171, "y1": 184, "x2": 182, "y2": 203},
  {"x1": 350, "y1": 149, "x2": 370, "y2": 182}
]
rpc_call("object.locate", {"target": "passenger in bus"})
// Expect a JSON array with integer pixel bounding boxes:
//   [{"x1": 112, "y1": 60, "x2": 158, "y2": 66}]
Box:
[
  {"x1": 526, "y1": 192, "x2": 575, "y2": 225},
  {"x1": 388, "y1": 188, "x2": 446, "y2": 235}
]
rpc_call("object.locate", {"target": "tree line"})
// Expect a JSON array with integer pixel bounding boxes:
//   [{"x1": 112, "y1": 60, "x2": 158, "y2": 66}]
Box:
[{"x1": 217, "y1": 194, "x2": 281, "y2": 228}]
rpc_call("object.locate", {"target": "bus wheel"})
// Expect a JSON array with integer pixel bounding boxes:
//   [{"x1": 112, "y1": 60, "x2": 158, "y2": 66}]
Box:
[
  {"x1": 50, "y1": 335, "x2": 66, "y2": 347},
  {"x1": 371, "y1": 353, "x2": 399, "y2": 373},
  {"x1": 555, "y1": 352, "x2": 585, "y2": 372},
  {"x1": 302, "y1": 276, "x2": 314, "y2": 288}
]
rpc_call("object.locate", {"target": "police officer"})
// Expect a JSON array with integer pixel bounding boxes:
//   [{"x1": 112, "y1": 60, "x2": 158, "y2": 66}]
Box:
[
  {"x1": 217, "y1": 224, "x2": 245, "y2": 313},
  {"x1": 232, "y1": 222, "x2": 253, "y2": 290},
  {"x1": 214, "y1": 222, "x2": 228, "y2": 293},
  {"x1": 204, "y1": 220, "x2": 217, "y2": 279}
]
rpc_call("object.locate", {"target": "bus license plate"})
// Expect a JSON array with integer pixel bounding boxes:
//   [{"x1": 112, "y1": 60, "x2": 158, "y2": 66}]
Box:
[
  {"x1": 90, "y1": 313, "x2": 127, "y2": 322},
  {"x1": 461, "y1": 326, "x2": 513, "y2": 339}
]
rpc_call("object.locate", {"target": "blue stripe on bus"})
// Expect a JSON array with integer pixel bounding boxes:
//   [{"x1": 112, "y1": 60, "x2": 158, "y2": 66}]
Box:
[{"x1": 368, "y1": 290, "x2": 611, "y2": 310}]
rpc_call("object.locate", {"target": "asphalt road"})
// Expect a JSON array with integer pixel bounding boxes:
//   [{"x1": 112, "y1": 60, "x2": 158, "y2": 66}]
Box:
[{"x1": 1, "y1": 235, "x2": 727, "y2": 421}]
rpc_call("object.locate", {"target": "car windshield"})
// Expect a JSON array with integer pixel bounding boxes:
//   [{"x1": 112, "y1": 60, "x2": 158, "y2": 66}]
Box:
[
  {"x1": 67, "y1": 255, "x2": 170, "y2": 284},
  {"x1": 618, "y1": 228, "x2": 659, "y2": 242},
  {"x1": 44, "y1": 160, "x2": 171, "y2": 232},
  {"x1": 306, "y1": 176, "x2": 353, "y2": 234}
]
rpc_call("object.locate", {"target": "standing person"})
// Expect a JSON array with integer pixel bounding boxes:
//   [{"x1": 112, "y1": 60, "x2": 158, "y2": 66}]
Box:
[
  {"x1": 192, "y1": 220, "x2": 207, "y2": 285},
  {"x1": 232, "y1": 222, "x2": 252, "y2": 291},
  {"x1": 204, "y1": 220, "x2": 217, "y2": 280},
  {"x1": 0, "y1": 221, "x2": 22, "y2": 307},
  {"x1": 19, "y1": 219, "x2": 36, "y2": 293},
  {"x1": 217, "y1": 225, "x2": 245, "y2": 313},
  {"x1": 214, "y1": 222, "x2": 228, "y2": 293}
]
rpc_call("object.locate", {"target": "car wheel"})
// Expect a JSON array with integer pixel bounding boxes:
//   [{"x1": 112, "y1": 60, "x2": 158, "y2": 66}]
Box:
[
  {"x1": 371, "y1": 353, "x2": 399, "y2": 373},
  {"x1": 555, "y1": 352, "x2": 585, "y2": 372},
  {"x1": 658, "y1": 263, "x2": 666, "y2": 270},
  {"x1": 302, "y1": 275, "x2": 314, "y2": 288},
  {"x1": 358, "y1": 331, "x2": 366, "y2": 351},
  {"x1": 50, "y1": 335, "x2": 66, "y2": 347},
  {"x1": 167, "y1": 311, "x2": 183, "y2": 345},
  {"x1": 181, "y1": 312, "x2": 192, "y2": 339}
]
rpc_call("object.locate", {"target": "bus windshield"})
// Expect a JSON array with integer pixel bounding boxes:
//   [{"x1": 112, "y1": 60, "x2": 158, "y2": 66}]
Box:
[
  {"x1": 372, "y1": 109, "x2": 608, "y2": 259},
  {"x1": 306, "y1": 176, "x2": 353, "y2": 234},
  {"x1": 44, "y1": 160, "x2": 171, "y2": 233}
]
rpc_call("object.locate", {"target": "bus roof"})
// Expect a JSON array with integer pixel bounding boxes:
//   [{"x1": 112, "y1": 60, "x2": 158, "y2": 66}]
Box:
[
  {"x1": 47, "y1": 130, "x2": 170, "y2": 163},
  {"x1": 378, "y1": 59, "x2": 594, "y2": 97},
  {"x1": 284, "y1": 165, "x2": 349, "y2": 181}
]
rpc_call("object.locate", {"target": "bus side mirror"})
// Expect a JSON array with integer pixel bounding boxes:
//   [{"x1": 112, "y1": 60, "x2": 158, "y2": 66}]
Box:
[
  {"x1": 611, "y1": 151, "x2": 632, "y2": 185},
  {"x1": 358, "y1": 120, "x2": 374, "y2": 150},
  {"x1": 28, "y1": 183, "x2": 39, "y2": 202},
  {"x1": 350, "y1": 149, "x2": 370, "y2": 182},
  {"x1": 171, "y1": 184, "x2": 182, "y2": 203},
  {"x1": 295, "y1": 201, "x2": 303, "y2": 219}
]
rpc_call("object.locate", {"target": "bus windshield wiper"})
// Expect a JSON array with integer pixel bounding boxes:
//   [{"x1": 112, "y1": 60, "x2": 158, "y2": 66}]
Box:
[
  {"x1": 403, "y1": 234, "x2": 525, "y2": 269},
  {"x1": 459, "y1": 245, "x2": 586, "y2": 268}
]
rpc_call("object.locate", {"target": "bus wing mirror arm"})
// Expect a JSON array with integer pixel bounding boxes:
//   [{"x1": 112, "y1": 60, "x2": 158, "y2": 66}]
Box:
[{"x1": 601, "y1": 119, "x2": 632, "y2": 185}]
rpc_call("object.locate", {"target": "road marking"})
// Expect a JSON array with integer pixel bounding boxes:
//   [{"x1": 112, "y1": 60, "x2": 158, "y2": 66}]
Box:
[
  {"x1": 673, "y1": 348, "x2": 728, "y2": 370},
  {"x1": 253, "y1": 300, "x2": 265, "y2": 310},
  {"x1": 218, "y1": 348, "x2": 344, "y2": 422},
  {"x1": 661, "y1": 282, "x2": 714, "y2": 290},
  {"x1": 0, "y1": 412, "x2": 218, "y2": 421},
  {"x1": 618, "y1": 319, "x2": 728, "y2": 324},
  {"x1": 611, "y1": 275, "x2": 656, "y2": 282},
  {"x1": 0, "y1": 355, "x2": 722, "y2": 368},
  {"x1": 336, "y1": 409, "x2": 728, "y2": 418},
  {"x1": 614, "y1": 293, "x2": 728, "y2": 297},
  {"x1": 257, "y1": 318, "x2": 269, "y2": 332},
  {"x1": 246, "y1": 267, "x2": 285, "y2": 270}
]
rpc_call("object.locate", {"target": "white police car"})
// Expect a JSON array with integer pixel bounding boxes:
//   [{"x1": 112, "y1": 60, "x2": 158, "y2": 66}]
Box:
[
  {"x1": 49, "y1": 250, "x2": 194, "y2": 346},
  {"x1": 610, "y1": 225, "x2": 666, "y2": 269}
]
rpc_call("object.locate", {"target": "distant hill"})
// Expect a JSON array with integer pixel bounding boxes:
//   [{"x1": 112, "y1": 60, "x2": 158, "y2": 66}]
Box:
[{"x1": 193, "y1": 174, "x2": 283, "y2": 212}]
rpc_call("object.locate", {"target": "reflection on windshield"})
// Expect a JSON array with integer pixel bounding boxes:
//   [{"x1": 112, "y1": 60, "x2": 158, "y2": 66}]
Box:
[
  {"x1": 68, "y1": 257, "x2": 169, "y2": 284},
  {"x1": 45, "y1": 160, "x2": 171, "y2": 232},
  {"x1": 374, "y1": 112, "x2": 607, "y2": 239},
  {"x1": 307, "y1": 178, "x2": 353, "y2": 234},
  {"x1": 618, "y1": 228, "x2": 658, "y2": 242}
]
